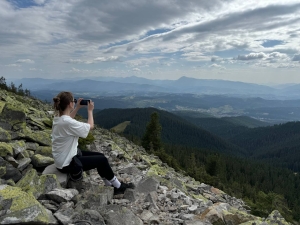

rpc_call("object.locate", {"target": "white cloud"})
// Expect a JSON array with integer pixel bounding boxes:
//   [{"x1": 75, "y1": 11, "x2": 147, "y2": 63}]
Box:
[
  {"x1": 5, "y1": 64, "x2": 21, "y2": 67},
  {"x1": 16, "y1": 59, "x2": 35, "y2": 63},
  {"x1": 132, "y1": 68, "x2": 141, "y2": 72},
  {"x1": 237, "y1": 52, "x2": 267, "y2": 60},
  {"x1": 209, "y1": 64, "x2": 226, "y2": 70}
]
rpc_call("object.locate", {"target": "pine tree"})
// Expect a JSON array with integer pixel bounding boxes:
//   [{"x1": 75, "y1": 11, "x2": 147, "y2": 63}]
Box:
[{"x1": 142, "y1": 112, "x2": 162, "y2": 152}]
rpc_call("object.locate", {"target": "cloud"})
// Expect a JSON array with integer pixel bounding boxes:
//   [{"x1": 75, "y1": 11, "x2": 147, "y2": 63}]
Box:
[
  {"x1": 16, "y1": 59, "x2": 35, "y2": 63},
  {"x1": 132, "y1": 68, "x2": 141, "y2": 72},
  {"x1": 5, "y1": 64, "x2": 21, "y2": 67},
  {"x1": 94, "y1": 56, "x2": 121, "y2": 62},
  {"x1": 209, "y1": 63, "x2": 226, "y2": 70},
  {"x1": 237, "y1": 52, "x2": 266, "y2": 60},
  {"x1": 65, "y1": 56, "x2": 121, "y2": 64}
]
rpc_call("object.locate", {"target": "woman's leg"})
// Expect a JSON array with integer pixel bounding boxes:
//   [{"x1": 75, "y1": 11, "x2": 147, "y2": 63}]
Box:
[
  {"x1": 78, "y1": 150, "x2": 115, "y2": 180},
  {"x1": 78, "y1": 151, "x2": 134, "y2": 194}
]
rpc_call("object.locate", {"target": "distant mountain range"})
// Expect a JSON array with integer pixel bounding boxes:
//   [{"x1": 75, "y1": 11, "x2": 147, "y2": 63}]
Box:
[{"x1": 10, "y1": 76, "x2": 300, "y2": 100}]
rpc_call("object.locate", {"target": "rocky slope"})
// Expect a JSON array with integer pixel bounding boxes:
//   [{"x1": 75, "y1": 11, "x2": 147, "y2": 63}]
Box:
[{"x1": 0, "y1": 88, "x2": 292, "y2": 225}]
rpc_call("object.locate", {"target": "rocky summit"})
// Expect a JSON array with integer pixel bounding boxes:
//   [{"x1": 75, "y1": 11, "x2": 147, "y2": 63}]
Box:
[{"x1": 0, "y1": 88, "x2": 292, "y2": 225}]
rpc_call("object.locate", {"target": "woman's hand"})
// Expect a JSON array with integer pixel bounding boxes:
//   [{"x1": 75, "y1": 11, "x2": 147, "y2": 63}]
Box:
[
  {"x1": 76, "y1": 98, "x2": 84, "y2": 109},
  {"x1": 87, "y1": 100, "x2": 94, "y2": 111}
]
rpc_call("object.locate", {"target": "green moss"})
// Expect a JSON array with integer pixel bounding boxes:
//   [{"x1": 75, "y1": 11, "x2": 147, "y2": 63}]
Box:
[
  {"x1": 147, "y1": 164, "x2": 167, "y2": 176},
  {"x1": 23, "y1": 127, "x2": 51, "y2": 146},
  {"x1": 0, "y1": 127, "x2": 11, "y2": 141},
  {"x1": 0, "y1": 166, "x2": 6, "y2": 177},
  {"x1": 36, "y1": 146, "x2": 52, "y2": 157},
  {"x1": 192, "y1": 194, "x2": 209, "y2": 203},
  {"x1": 16, "y1": 168, "x2": 39, "y2": 196},
  {"x1": 0, "y1": 142, "x2": 13, "y2": 157},
  {"x1": 10, "y1": 140, "x2": 26, "y2": 153},
  {"x1": 0, "y1": 185, "x2": 50, "y2": 223},
  {"x1": 31, "y1": 154, "x2": 54, "y2": 167},
  {"x1": 0, "y1": 101, "x2": 5, "y2": 113}
]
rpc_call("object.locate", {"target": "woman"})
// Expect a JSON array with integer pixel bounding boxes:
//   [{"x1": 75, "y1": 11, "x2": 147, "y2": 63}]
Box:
[{"x1": 51, "y1": 91, "x2": 133, "y2": 195}]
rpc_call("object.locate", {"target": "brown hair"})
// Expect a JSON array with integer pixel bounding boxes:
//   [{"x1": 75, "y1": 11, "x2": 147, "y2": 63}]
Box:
[{"x1": 53, "y1": 91, "x2": 73, "y2": 114}]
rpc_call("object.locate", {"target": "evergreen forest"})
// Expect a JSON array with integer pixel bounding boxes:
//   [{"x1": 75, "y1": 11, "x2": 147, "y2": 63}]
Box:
[{"x1": 94, "y1": 107, "x2": 300, "y2": 223}]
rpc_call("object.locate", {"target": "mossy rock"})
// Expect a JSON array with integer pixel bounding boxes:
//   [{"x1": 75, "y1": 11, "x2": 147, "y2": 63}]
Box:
[
  {"x1": 17, "y1": 168, "x2": 61, "y2": 199},
  {"x1": 9, "y1": 140, "x2": 26, "y2": 155},
  {"x1": 31, "y1": 154, "x2": 54, "y2": 168},
  {"x1": 0, "y1": 127, "x2": 11, "y2": 142},
  {"x1": 0, "y1": 142, "x2": 13, "y2": 157},
  {"x1": 23, "y1": 127, "x2": 51, "y2": 146},
  {"x1": 36, "y1": 146, "x2": 52, "y2": 157},
  {"x1": 0, "y1": 184, "x2": 56, "y2": 224},
  {"x1": 147, "y1": 164, "x2": 168, "y2": 177},
  {"x1": 0, "y1": 101, "x2": 5, "y2": 114}
]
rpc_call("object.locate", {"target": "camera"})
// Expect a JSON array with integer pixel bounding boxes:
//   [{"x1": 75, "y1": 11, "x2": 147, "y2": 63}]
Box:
[{"x1": 80, "y1": 99, "x2": 90, "y2": 105}]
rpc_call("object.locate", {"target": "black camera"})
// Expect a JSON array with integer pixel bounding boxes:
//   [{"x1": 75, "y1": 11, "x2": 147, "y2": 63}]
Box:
[{"x1": 80, "y1": 99, "x2": 90, "y2": 105}]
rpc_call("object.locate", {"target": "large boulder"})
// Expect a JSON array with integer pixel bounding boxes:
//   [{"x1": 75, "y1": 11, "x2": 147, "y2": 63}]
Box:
[
  {"x1": 16, "y1": 168, "x2": 61, "y2": 199},
  {"x1": 0, "y1": 184, "x2": 58, "y2": 225}
]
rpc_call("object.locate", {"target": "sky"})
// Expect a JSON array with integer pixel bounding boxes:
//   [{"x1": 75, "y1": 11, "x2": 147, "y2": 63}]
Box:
[{"x1": 1, "y1": 0, "x2": 300, "y2": 84}]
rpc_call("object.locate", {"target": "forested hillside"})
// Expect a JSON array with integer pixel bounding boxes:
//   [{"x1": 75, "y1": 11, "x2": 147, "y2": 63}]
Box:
[
  {"x1": 94, "y1": 107, "x2": 246, "y2": 156},
  {"x1": 228, "y1": 121, "x2": 300, "y2": 171}
]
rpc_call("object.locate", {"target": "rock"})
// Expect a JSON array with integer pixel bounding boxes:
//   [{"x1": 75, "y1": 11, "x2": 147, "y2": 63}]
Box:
[
  {"x1": 0, "y1": 184, "x2": 58, "y2": 225},
  {"x1": 16, "y1": 168, "x2": 61, "y2": 199},
  {"x1": 71, "y1": 209, "x2": 106, "y2": 225},
  {"x1": 46, "y1": 188, "x2": 79, "y2": 203},
  {"x1": 0, "y1": 127, "x2": 11, "y2": 142},
  {"x1": 43, "y1": 164, "x2": 68, "y2": 188},
  {"x1": 124, "y1": 188, "x2": 137, "y2": 202},
  {"x1": 101, "y1": 205, "x2": 143, "y2": 225},
  {"x1": 35, "y1": 146, "x2": 53, "y2": 157},
  {"x1": 31, "y1": 153, "x2": 54, "y2": 167},
  {"x1": 10, "y1": 140, "x2": 26, "y2": 156},
  {"x1": 0, "y1": 142, "x2": 13, "y2": 157},
  {"x1": 17, "y1": 157, "x2": 32, "y2": 171},
  {"x1": 136, "y1": 177, "x2": 160, "y2": 194},
  {"x1": 0, "y1": 156, "x2": 22, "y2": 182}
]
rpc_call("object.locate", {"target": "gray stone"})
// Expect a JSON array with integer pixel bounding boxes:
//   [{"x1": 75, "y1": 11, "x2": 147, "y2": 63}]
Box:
[
  {"x1": 184, "y1": 220, "x2": 207, "y2": 225},
  {"x1": 0, "y1": 157, "x2": 22, "y2": 182},
  {"x1": 26, "y1": 142, "x2": 39, "y2": 151},
  {"x1": 71, "y1": 209, "x2": 106, "y2": 225},
  {"x1": 4, "y1": 156, "x2": 18, "y2": 168},
  {"x1": 46, "y1": 188, "x2": 79, "y2": 203},
  {"x1": 43, "y1": 164, "x2": 68, "y2": 188},
  {"x1": 102, "y1": 205, "x2": 143, "y2": 225},
  {"x1": 124, "y1": 188, "x2": 137, "y2": 202},
  {"x1": 118, "y1": 165, "x2": 142, "y2": 175},
  {"x1": 140, "y1": 210, "x2": 153, "y2": 221},
  {"x1": 17, "y1": 157, "x2": 31, "y2": 171},
  {"x1": 136, "y1": 177, "x2": 159, "y2": 194}
]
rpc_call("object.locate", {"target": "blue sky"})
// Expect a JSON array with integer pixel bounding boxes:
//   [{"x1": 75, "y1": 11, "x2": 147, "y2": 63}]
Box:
[{"x1": 1, "y1": 0, "x2": 300, "y2": 84}]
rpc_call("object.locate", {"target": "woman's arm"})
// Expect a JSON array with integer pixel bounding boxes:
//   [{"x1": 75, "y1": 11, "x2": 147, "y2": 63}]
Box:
[
  {"x1": 70, "y1": 98, "x2": 84, "y2": 119},
  {"x1": 87, "y1": 100, "x2": 94, "y2": 129}
]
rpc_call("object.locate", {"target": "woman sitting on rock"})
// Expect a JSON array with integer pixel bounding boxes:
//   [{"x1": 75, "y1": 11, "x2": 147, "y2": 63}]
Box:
[{"x1": 51, "y1": 91, "x2": 133, "y2": 195}]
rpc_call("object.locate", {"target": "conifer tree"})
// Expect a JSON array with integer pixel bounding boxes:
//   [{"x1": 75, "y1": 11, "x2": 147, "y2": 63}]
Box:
[{"x1": 142, "y1": 112, "x2": 162, "y2": 152}]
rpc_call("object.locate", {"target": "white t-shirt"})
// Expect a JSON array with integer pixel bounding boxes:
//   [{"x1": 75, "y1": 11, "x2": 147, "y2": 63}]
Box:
[{"x1": 51, "y1": 115, "x2": 90, "y2": 169}]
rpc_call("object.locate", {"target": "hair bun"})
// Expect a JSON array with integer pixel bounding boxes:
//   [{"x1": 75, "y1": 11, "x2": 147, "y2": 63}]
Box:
[{"x1": 53, "y1": 97, "x2": 60, "y2": 103}]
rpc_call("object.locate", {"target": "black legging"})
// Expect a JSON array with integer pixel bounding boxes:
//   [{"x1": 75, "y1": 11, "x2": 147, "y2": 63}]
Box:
[{"x1": 58, "y1": 150, "x2": 115, "y2": 180}]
